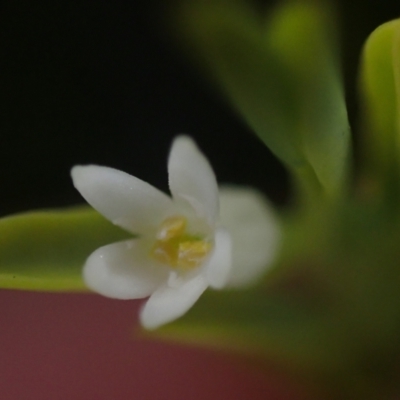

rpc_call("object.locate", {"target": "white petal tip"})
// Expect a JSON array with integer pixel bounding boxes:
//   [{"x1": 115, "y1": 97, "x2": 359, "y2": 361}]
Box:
[
  {"x1": 70, "y1": 164, "x2": 83, "y2": 183},
  {"x1": 171, "y1": 134, "x2": 195, "y2": 147},
  {"x1": 70, "y1": 164, "x2": 98, "y2": 190},
  {"x1": 139, "y1": 310, "x2": 162, "y2": 331},
  {"x1": 83, "y1": 241, "x2": 167, "y2": 300},
  {"x1": 168, "y1": 135, "x2": 219, "y2": 224},
  {"x1": 139, "y1": 302, "x2": 175, "y2": 330},
  {"x1": 139, "y1": 275, "x2": 208, "y2": 330}
]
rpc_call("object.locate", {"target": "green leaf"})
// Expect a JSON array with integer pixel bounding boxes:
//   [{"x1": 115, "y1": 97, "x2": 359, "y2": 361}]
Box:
[
  {"x1": 173, "y1": 0, "x2": 306, "y2": 172},
  {"x1": 173, "y1": 0, "x2": 350, "y2": 201},
  {"x1": 0, "y1": 207, "x2": 129, "y2": 291},
  {"x1": 267, "y1": 1, "x2": 351, "y2": 198},
  {"x1": 359, "y1": 19, "x2": 400, "y2": 192}
]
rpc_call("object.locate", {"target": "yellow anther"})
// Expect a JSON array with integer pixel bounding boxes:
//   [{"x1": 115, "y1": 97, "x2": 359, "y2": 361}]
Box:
[
  {"x1": 151, "y1": 241, "x2": 177, "y2": 266},
  {"x1": 156, "y1": 216, "x2": 186, "y2": 241},
  {"x1": 151, "y1": 215, "x2": 212, "y2": 270},
  {"x1": 177, "y1": 241, "x2": 212, "y2": 269}
]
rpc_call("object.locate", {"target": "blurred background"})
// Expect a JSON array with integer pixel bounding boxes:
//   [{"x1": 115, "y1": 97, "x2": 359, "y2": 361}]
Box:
[
  {"x1": 1, "y1": 0, "x2": 400, "y2": 398},
  {"x1": 2, "y1": 0, "x2": 400, "y2": 215}
]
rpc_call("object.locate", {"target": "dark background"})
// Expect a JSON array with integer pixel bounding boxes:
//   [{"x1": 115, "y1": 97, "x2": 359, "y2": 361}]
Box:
[{"x1": 2, "y1": 0, "x2": 400, "y2": 217}]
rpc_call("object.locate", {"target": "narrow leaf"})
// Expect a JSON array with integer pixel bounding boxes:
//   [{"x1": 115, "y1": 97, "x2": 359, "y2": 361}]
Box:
[
  {"x1": 173, "y1": 0, "x2": 350, "y2": 201},
  {"x1": 0, "y1": 207, "x2": 129, "y2": 291},
  {"x1": 267, "y1": 1, "x2": 351, "y2": 197},
  {"x1": 173, "y1": 0, "x2": 306, "y2": 170},
  {"x1": 359, "y1": 19, "x2": 400, "y2": 189}
]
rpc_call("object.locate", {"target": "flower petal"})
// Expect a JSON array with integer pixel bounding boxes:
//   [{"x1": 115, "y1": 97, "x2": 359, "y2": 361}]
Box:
[
  {"x1": 83, "y1": 240, "x2": 169, "y2": 299},
  {"x1": 140, "y1": 273, "x2": 208, "y2": 329},
  {"x1": 218, "y1": 186, "x2": 281, "y2": 288},
  {"x1": 168, "y1": 136, "x2": 219, "y2": 226},
  {"x1": 71, "y1": 165, "x2": 175, "y2": 235},
  {"x1": 205, "y1": 227, "x2": 232, "y2": 289}
]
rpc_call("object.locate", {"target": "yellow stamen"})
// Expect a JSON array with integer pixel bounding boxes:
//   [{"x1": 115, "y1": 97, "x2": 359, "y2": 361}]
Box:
[
  {"x1": 151, "y1": 241, "x2": 177, "y2": 266},
  {"x1": 151, "y1": 215, "x2": 212, "y2": 270},
  {"x1": 177, "y1": 241, "x2": 212, "y2": 269}
]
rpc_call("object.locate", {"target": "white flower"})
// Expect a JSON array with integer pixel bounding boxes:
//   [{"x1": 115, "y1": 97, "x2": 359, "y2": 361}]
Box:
[{"x1": 71, "y1": 136, "x2": 280, "y2": 329}]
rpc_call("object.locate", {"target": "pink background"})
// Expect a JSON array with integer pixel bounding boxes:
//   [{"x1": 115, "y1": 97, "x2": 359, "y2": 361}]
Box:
[{"x1": 0, "y1": 290, "x2": 307, "y2": 399}]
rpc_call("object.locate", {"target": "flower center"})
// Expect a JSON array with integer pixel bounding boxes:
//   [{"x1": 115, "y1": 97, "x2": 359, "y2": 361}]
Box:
[{"x1": 150, "y1": 216, "x2": 212, "y2": 270}]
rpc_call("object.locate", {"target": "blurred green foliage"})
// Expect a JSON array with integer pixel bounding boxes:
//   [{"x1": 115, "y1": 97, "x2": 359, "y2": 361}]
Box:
[{"x1": 0, "y1": 207, "x2": 128, "y2": 291}]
